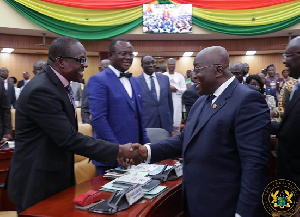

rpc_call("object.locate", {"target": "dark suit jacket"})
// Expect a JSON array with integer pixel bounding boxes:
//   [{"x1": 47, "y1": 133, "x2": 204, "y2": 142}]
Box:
[
  {"x1": 0, "y1": 78, "x2": 11, "y2": 138},
  {"x1": 149, "y1": 78, "x2": 270, "y2": 217},
  {"x1": 7, "y1": 82, "x2": 16, "y2": 108},
  {"x1": 7, "y1": 65, "x2": 119, "y2": 212},
  {"x1": 277, "y1": 87, "x2": 300, "y2": 186},
  {"x1": 182, "y1": 83, "x2": 199, "y2": 118},
  {"x1": 17, "y1": 79, "x2": 25, "y2": 88},
  {"x1": 136, "y1": 72, "x2": 173, "y2": 133},
  {"x1": 87, "y1": 67, "x2": 150, "y2": 166}
]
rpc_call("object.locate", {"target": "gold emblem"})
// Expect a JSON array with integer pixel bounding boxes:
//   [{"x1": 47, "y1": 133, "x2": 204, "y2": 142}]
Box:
[
  {"x1": 212, "y1": 104, "x2": 217, "y2": 109},
  {"x1": 262, "y1": 179, "x2": 300, "y2": 216}
]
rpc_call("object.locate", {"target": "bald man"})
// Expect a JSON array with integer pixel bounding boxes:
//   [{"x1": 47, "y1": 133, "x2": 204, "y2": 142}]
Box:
[
  {"x1": 138, "y1": 46, "x2": 270, "y2": 217},
  {"x1": 277, "y1": 36, "x2": 300, "y2": 190},
  {"x1": 230, "y1": 62, "x2": 245, "y2": 83}
]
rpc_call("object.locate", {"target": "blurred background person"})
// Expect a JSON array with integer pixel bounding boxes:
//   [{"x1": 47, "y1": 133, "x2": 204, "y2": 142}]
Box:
[
  {"x1": 164, "y1": 58, "x2": 186, "y2": 136},
  {"x1": 0, "y1": 67, "x2": 16, "y2": 108}
]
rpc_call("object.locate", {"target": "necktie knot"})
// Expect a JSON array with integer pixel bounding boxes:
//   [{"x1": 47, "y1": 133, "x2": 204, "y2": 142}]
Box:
[
  {"x1": 206, "y1": 94, "x2": 215, "y2": 103},
  {"x1": 119, "y1": 72, "x2": 132, "y2": 78}
]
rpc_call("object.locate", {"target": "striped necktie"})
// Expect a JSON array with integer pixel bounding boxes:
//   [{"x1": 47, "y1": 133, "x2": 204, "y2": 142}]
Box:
[{"x1": 66, "y1": 85, "x2": 77, "y2": 118}]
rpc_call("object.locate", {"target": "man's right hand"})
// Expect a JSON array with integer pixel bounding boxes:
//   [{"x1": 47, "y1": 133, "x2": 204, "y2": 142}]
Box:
[{"x1": 118, "y1": 143, "x2": 147, "y2": 165}]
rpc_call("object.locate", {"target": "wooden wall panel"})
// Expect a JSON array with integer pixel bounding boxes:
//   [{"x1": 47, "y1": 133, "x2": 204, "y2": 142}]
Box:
[
  {"x1": 229, "y1": 54, "x2": 286, "y2": 75},
  {"x1": 0, "y1": 34, "x2": 291, "y2": 53},
  {"x1": 129, "y1": 54, "x2": 287, "y2": 77}
]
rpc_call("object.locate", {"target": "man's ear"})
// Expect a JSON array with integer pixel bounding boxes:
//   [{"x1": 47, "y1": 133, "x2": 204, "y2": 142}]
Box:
[
  {"x1": 215, "y1": 65, "x2": 224, "y2": 78},
  {"x1": 108, "y1": 52, "x2": 114, "y2": 60},
  {"x1": 56, "y1": 57, "x2": 64, "y2": 69}
]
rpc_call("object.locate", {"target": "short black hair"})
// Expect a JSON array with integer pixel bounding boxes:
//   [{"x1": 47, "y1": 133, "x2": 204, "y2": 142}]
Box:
[
  {"x1": 109, "y1": 39, "x2": 129, "y2": 52},
  {"x1": 48, "y1": 36, "x2": 80, "y2": 62},
  {"x1": 8, "y1": 76, "x2": 17, "y2": 84},
  {"x1": 246, "y1": 75, "x2": 265, "y2": 94},
  {"x1": 159, "y1": 65, "x2": 167, "y2": 72},
  {"x1": 141, "y1": 55, "x2": 152, "y2": 64},
  {"x1": 266, "y1": 64, "x2": 275, "y2": 71}
]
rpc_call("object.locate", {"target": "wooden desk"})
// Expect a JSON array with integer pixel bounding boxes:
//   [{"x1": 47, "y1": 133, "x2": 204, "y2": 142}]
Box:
[
  {"x1": 0, "y1": 147, "x2": 15, "y2": 211},
  {"x1": 20, "y1": 159, "x2": 183, "y2": 217}
]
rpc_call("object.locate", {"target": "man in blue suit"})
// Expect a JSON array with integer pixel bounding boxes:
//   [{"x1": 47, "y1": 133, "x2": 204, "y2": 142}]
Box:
[
  {"x1": 87, "y1": 39, "x2": 150, "y2": 175},
  {"x1": 136, "y1": 55, "x2": 173, "y2": 134},
  {"x1": 136, "y1": 46, "x2": 270, "y2": 217}
]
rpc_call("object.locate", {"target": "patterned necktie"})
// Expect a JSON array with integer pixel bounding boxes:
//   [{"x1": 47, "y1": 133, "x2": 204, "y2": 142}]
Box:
[
  {"x1": 150, "y1": 75, "x2": 158, "y2": 101},
  {"x1": 67, "y1": 85, "x2": 77, "y2": 118},
  {"x1": 289, "y1": 83, "x2": 300, "y2": 101},
  {"x1": 119, "y1": 72, "x2": 132, "y2": 78}
]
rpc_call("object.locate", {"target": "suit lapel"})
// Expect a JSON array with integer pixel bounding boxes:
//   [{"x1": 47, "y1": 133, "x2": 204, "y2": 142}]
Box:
[
  {"x1": 183, "y1": 79, "x2": 238, "y2": 151},
  {"x1": 107, "y1": 69, "x2": 136, "y2": 111},
  {"x1": 44, "y1": 65, "x2": 77, "y2": 127},
  {"x1": 280, "y1": 88, "x2": 300, "y2": 128}
]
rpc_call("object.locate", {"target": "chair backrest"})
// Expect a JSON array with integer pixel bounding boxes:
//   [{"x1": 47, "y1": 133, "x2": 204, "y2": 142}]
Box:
[
  {"x1": 76, "y1": 108, "x2": 82, "y2": 123},
  {"x1": 78, "y1": 123, "x2": 92, "y2": 137},
  {"x1": 145, "y1": 128, "x2": 170, "y2": 143},
  {"x1": 11, "y1": 109, "x2": 15, "y2": 131}
]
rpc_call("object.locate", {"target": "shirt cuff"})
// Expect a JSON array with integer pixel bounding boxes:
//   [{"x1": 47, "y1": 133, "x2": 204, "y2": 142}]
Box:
[
  {"x1": 235, "y1": 213, "x2": 241, "y2": 217},
  {"x1": 144, "y1": 143, "x2": 151, "y2": 163}
]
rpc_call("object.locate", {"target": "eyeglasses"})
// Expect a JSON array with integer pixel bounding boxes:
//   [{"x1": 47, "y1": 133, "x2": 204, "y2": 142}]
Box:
[
  {"x1": 112, "y1": 51, "x2": 134, "y2": 58},
  {"x1": 59, "y1": 56, "x2": 88, "y2": 65},
  {"x1": 283, "y1": 52, "x2": 300, "y2": 59},
  {"x1": 194, "y1": 64, "x2": 222, "y2": 73}
]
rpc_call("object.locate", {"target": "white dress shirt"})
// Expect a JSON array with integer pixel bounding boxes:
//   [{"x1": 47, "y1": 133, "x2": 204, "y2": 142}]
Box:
[
  {"x1": 109, "y1": 65, "x2": 132, "y2": 98},
  {"x1": 143, "y1": 72, "x2": 160, "y2": 101}
]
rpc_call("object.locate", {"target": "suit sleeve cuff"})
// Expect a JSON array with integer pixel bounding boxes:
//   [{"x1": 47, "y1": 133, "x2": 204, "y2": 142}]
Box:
[{"x1": 144, "y1": 143, "x2": 151, "y2": 163}]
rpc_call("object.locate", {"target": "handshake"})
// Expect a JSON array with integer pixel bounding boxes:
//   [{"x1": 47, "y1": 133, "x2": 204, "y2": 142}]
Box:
[{"x1": 117, "y1": 143, "x2": 148, "y2": 168}]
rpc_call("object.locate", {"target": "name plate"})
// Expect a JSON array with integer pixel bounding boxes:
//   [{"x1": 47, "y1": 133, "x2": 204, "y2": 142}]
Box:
[
  {"x1": 125, "y1": 185, "x2": 144, "y2": 206},
  {"x1": 174, "y1": 165, "x2": 183, "y2": 177}
]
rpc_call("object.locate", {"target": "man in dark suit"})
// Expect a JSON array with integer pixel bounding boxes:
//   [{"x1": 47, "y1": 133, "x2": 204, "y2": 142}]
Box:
[
  {"x1": 136, "y1": 46, "x2": 270, "y2": 217},
  {"x1": 87, "y1": 39, "x2": 150, "y2": 175},
  {"x1": 17, "y1": 71, "x2": 30, "y2": 89},
  {"x1": 0, "y1": 67, "x2": 16, "y2": 108},
  {"x1": 277, "y1": 36, "x2": 300, "y2": 189},
  {"x1": 0, "y1": 78, "x2": 12, "y2": 143},
  {"x1": 7, "y1": 36, "x2": 142, "y2": 213},
  {"x1": 182, "y1": 71, "x2": 200, "y2": 118},
  {"x1": 136, "y1": 55, "x2": 173, "y2": 134}
]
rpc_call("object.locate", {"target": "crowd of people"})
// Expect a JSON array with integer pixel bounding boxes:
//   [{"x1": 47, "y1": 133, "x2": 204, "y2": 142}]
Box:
[{"x1": 1, "y1": 35, "x2": 300, "y2": 217}]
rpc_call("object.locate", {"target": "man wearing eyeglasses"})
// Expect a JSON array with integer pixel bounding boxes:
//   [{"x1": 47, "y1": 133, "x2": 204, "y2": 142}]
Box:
[
  {"x1": 277, "y1": 36, "x2": 300, "y2": 210},
  {"x1": 135, "y1": 46, "x2": 270, "y2": 217},
  {"x1": 7, "y1": 36, "x2": 142, "y2": 213},
  {"x1": 87, "y1": 39, "x2": 150, "y2": 175}
]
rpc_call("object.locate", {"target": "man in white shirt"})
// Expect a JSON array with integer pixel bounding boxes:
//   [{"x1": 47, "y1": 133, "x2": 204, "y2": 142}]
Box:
[{"x1": 164, "y1": 58, "x2": 186, "y2": 135}]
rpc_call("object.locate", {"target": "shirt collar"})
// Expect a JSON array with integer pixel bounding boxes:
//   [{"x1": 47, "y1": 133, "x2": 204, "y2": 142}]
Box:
[
  {"x1": 143, "y1": 72, "x2": 156, "y2": 79},
  {"x1": 109, "y1": 65, "x2": 130, "y2": 78},
  {"x1": 213, "y1": 76, "x2": 235, "y2": 98},
  {"x1": 50, "y1": 66, "x2": 69, "y2": 88}
]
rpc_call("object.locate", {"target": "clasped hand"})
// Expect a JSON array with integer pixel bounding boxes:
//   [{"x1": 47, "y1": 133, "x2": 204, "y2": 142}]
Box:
[{"x1": 117, "y1": 143, "x2": 148, "y2": 169}]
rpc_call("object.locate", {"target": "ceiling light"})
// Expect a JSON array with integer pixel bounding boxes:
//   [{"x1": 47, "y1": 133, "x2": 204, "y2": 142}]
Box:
[
  {"x1": 183, "y1": 52, "x2": 193, "y2": 57},
  {"x1": 246, "y1": 51, "x2": 256, "y2": 55},
  {"x1": 133, "y1": 52, "x2": 138, "y2": 56},
  {"x1": 1, "y1": 48, "x2": 14, "y2": 53}
]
